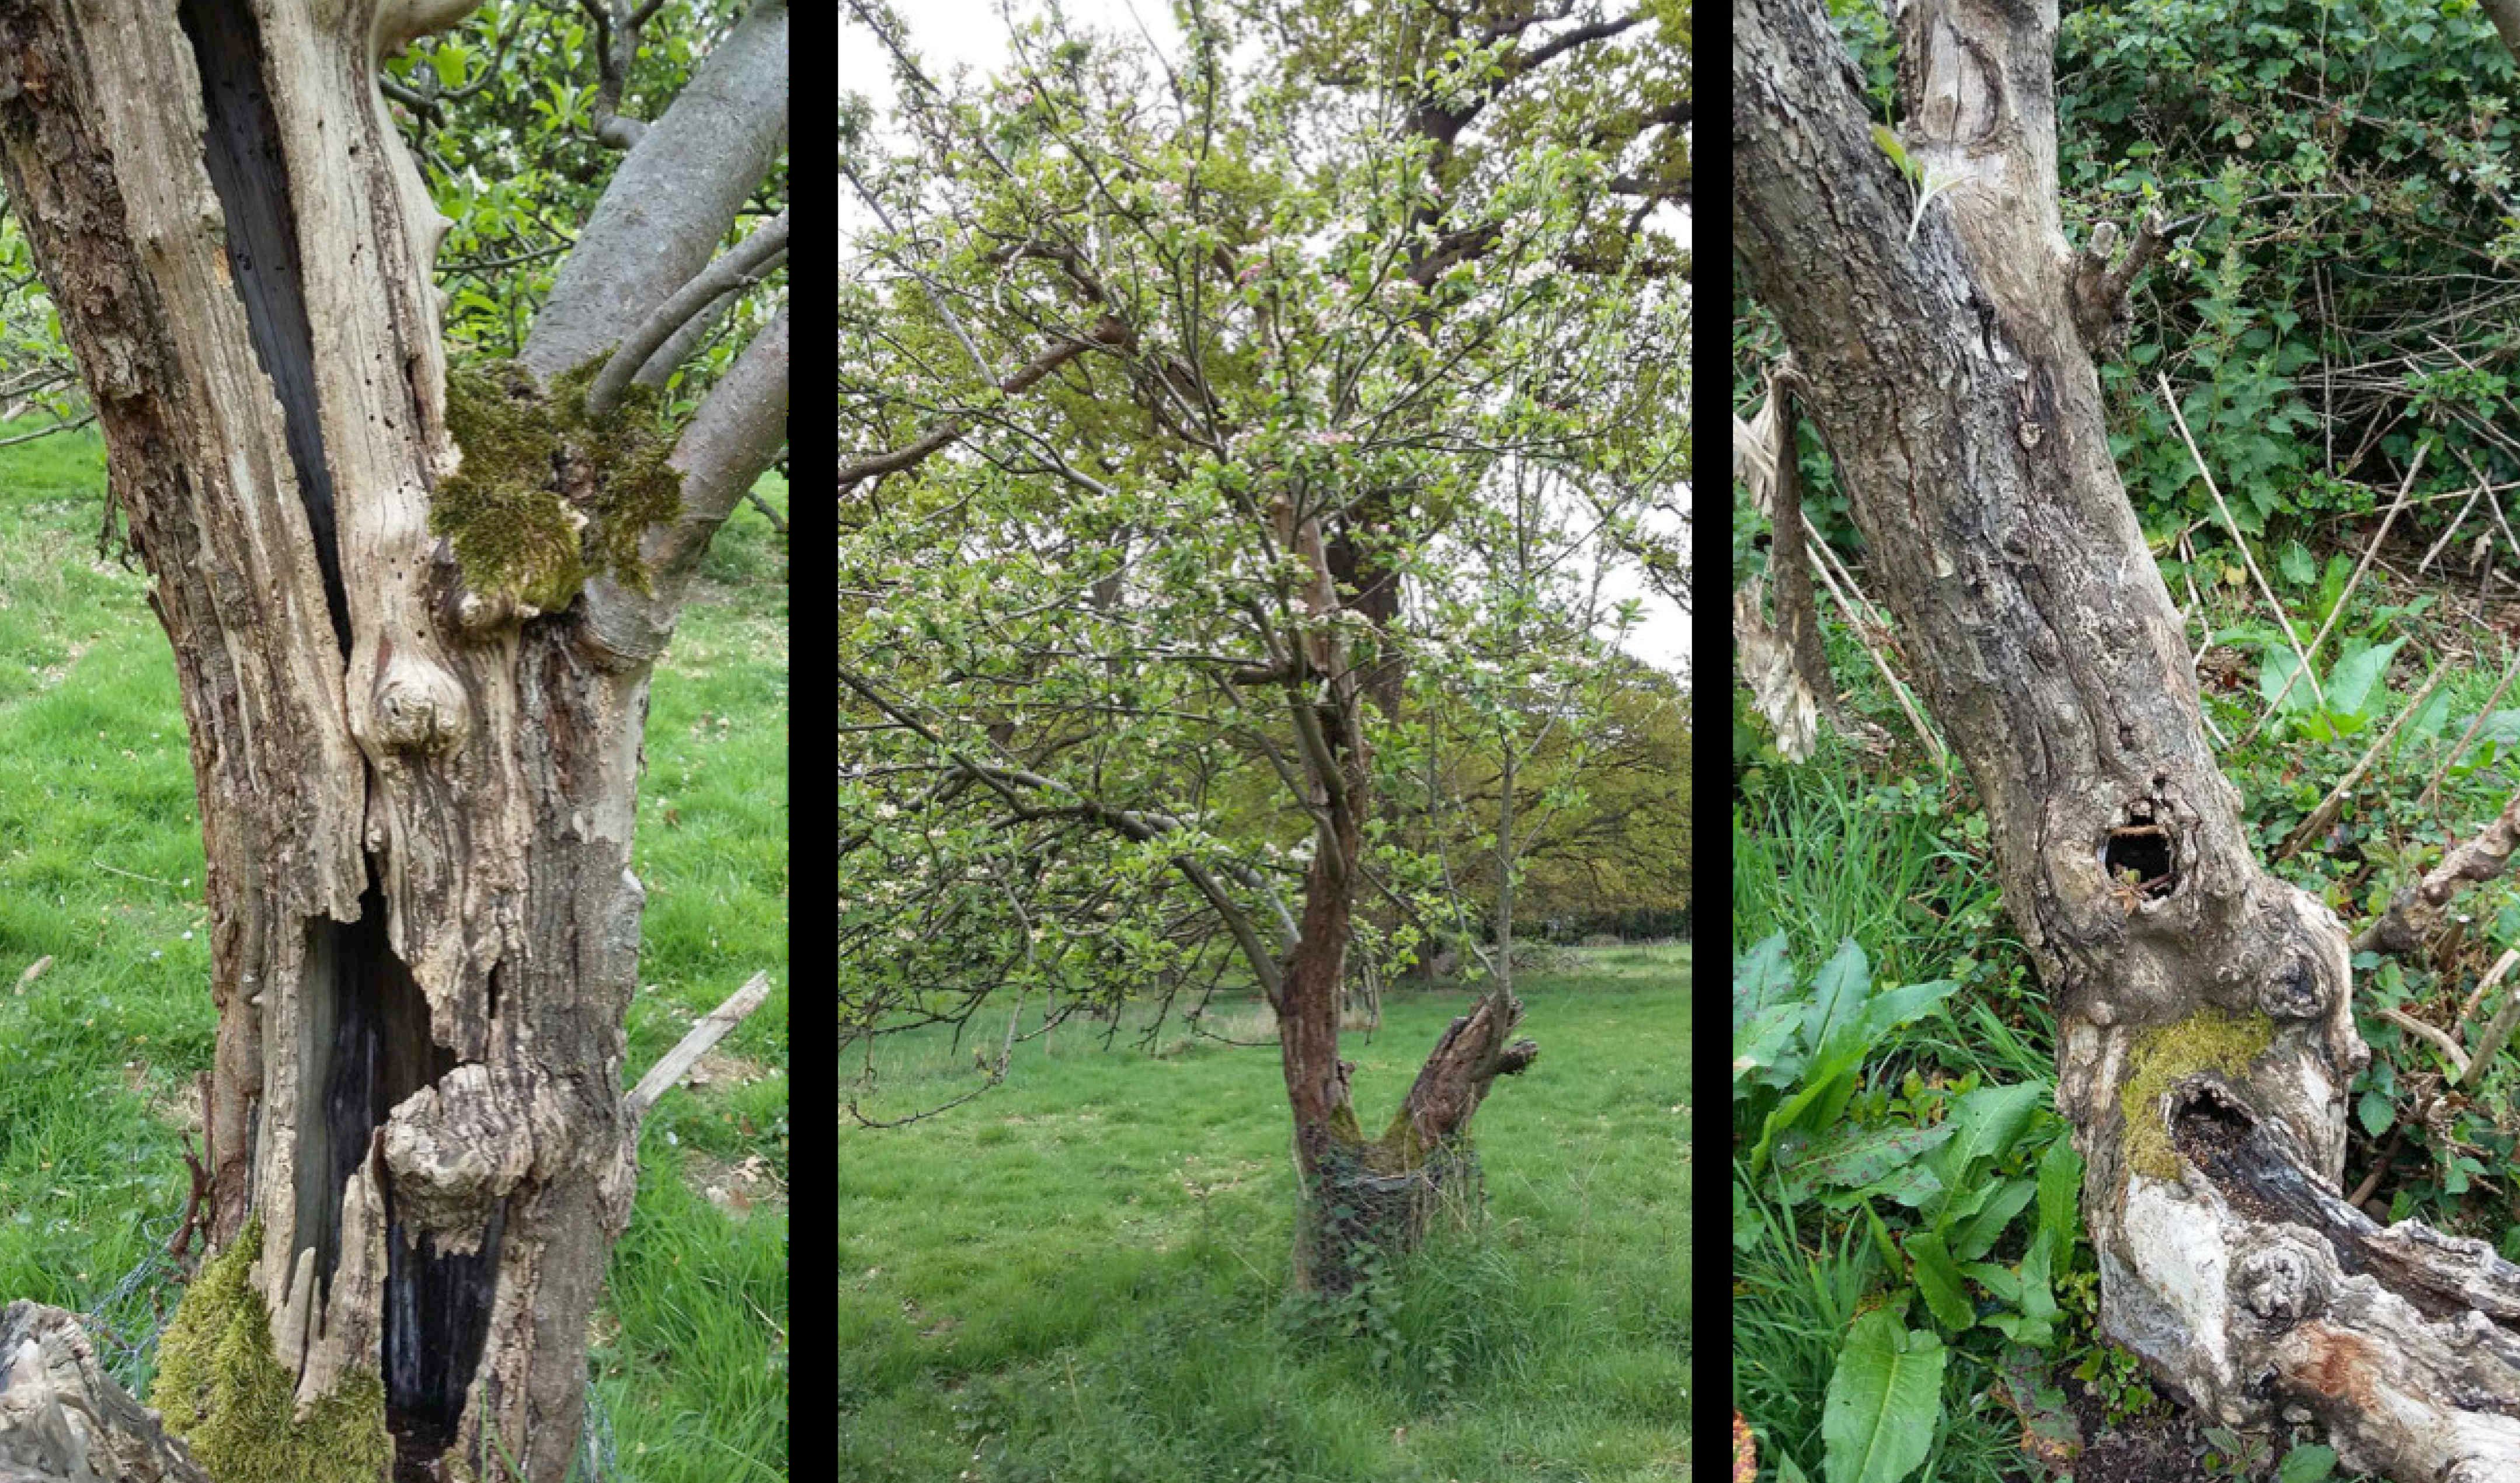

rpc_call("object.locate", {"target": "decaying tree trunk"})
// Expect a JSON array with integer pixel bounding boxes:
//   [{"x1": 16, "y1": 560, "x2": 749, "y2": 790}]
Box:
[
  {"x1": 0, "y1": 1303, "x2": 209, "y2": 1483},
  {"x1": 0, "y1": 0, "x2": 786, "y2": 1477},
  {"x1": 1736, "y1": 1, "x2": 2520, "y2": 1476}
]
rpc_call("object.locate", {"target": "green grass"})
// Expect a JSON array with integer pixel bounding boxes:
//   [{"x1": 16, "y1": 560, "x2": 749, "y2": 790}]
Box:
[
  {"x1": 0, "y1": 423, "x2": 788, "y2": 1482},
  {"x1": 840, "y1": 945, "x2": 1690, "y2": 1483}
]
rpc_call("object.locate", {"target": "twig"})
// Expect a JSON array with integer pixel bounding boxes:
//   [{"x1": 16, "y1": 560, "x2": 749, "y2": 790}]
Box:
[
  {"x1": 2379, "y1": 1004, "x2": 2472, "y2": 1079},
  {"x1": 2274, "y1": 663, "x2": 2447, "y2": 862},
  {"x1": 626, "y1": 972, "x2": 773, "y2": 1118},
  {"x1": 2236, "y1": 444, "x2": 2426, "y2": 751},
  {"x1": 2417, "y1": 478, "x2": 2483, "y2": 576},
  {"x1": 2159, "y1": 371, "x2": 2327, "y2": 710},
  {"x1": 1801, "y1": 530, "x2": 1948, "y2": 772},
  {"x1": 2418, "y1": 641, "x2": 2520, "y2": 809},
  {"x1": 2347, "y1": 1119, "x2": 2406, "y2": 1209},
  {"x1": 14, "y1": 955, "x2": 52, "y2": 994},
  {"x1": 91, "y1": 859, "x2": 182, "y2": 889},
  {"x1": 2178, "y1": 531, "x2": 2232, "y2": 747},
  {"x1": 2465, "y1": 983, "x2": 2520, "y2": 1090}
]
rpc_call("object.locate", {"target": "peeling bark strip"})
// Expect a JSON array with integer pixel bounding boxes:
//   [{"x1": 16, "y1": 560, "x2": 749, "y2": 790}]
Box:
[{"x1": 1735, "y1": 0, "x2": 2520, "y2": 1475}]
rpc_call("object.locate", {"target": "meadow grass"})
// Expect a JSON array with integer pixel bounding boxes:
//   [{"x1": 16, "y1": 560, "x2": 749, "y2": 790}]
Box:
[
  {"x1": 0, "y1": 422, "x2": 788, "y2": 1482},
  {"x1": 841, "y1": 944, "x2": 1690, "y2": 1483}
]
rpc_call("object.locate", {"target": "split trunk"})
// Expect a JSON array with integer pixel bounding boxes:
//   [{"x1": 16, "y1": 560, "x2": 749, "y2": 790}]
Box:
[{"x1": 0, "y1": 0, "x2": 786, "y2": 1477}]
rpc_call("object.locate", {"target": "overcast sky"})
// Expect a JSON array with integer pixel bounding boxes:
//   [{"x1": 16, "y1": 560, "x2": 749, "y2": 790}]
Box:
[{"x1": 842, "y1": 1, "x2": 1690, "y2": 678}]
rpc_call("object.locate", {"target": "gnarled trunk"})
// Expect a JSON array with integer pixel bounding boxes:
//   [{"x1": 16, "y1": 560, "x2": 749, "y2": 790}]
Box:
[
  {"x1": 1735, "y1": 1, "x2": 2520, "y2": 1477},
  {"x1": 1273, "y1": 582, "x2": 1539, "y2": 1290},
  {"x1": 0, "y1": 0, "x2": 786, "y2": 1477}
]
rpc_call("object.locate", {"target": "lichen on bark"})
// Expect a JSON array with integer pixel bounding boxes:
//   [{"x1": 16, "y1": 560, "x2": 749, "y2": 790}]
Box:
[
  {"x1": 431, "y1": 357, "x2": 684, "y2": 612},
  {"x1": 148, "y1": 1219, "x2": 393, "y2": 1482}
]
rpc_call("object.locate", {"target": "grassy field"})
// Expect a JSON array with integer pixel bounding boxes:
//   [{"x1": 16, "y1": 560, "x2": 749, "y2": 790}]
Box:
[
  {"x1": 840, "y1": 944, "x2": 1691, "y2": 1483},
  {"x1": 0, "y1": 422, "x2": 789, "y2": 1482}
]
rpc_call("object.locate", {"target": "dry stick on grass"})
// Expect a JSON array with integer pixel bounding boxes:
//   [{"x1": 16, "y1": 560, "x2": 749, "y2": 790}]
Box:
[
  {"x1": 2379, "y1": 1004, "x2": 2473, "y2": 1080},
  {"x1": 626, "y1": 970, "x2": 774, "y2": 1119},
  {"x1": 2465, "y1": 978, "x2": 2520, "y2": 1091},
  {"x1": 2420, "y1": 641, "x2": 2520, "y2": 809},
  {"x1": 2274, "y1": 662, "x2": 2450, "y2": 862},
  {"x1": 1800, "y1": 524, "x2": 1949, "y2": 771},
  {"x1": 2177, "y1": 528, "x2": 2234, "y2": 747},
  {"x1": 2356, "y1": 788, "x2": 2520, "y2": 955},
  {"x1": 2235, "y1": 446, "x2": 2428, "y2": 751},
  {"x1": 2159, "y1": 371, "x2": 2327, "y2": 710},
  {"x1": 2418, "y1": 479, "x2": 2483, "y2": 576}
]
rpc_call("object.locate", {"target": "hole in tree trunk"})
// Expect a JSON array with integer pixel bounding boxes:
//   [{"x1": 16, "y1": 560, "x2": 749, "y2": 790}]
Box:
[
  {"x1": 386, "y1": 1199, "x2": 504, "y2": 1479},
  {"x1": 297, "y1": 886, "x2": 501, "y2": 1475},
  {"x1": 2104, "y1": 805, "x2": 2177, "y2": 900},
  {"x1": 298, "y1": 886, "x2": 450, "y2": 1298}
]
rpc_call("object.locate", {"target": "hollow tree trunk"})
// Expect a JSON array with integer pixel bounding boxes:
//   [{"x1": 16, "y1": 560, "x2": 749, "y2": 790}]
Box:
[
  {"x1": 0, "y1": 0, "x2": 786, "y2": 1477},
  {"x1": 1736, "y1": 1, "x2": 2520, "y2": 1476}
]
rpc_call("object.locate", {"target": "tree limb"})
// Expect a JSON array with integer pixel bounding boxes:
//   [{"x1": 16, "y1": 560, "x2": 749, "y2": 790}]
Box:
[
  {"x1": 524, "y1": 0, "x2": 787, "y2": 382},
  {"x1": 587, "y1": 208, "x2": 788, "y2": 416}
]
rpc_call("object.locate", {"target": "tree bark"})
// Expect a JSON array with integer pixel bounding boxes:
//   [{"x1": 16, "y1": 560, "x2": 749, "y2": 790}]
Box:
[
  {"x1": 1271, "y1": 510, "x2": 1539, "y2": 1294},
  {"x1": 0, "y1": 1303, "x2": 210, "y2": 1483},
  {"x1": 0, "y1": 0, "x2": 785, "y2": 1477},
  {"x1": 1735, "y1": 1, "x2": 2520, "y2": 1477}
]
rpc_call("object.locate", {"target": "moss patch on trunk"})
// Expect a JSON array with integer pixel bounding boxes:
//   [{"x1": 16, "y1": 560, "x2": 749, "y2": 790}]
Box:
[
  {"x1": 432, "y1": 358, "x2": 683, "y2": 611},
  {"x1": 149, "y1": 1218, "x2": 393, "y2": 1482},
  {"x1": 2118, "y1": 1006, "x2": 2275, "y2": 1181}
]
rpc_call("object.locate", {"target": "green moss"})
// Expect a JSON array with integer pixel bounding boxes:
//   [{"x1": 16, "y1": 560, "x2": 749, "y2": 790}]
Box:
[
  {"x1": 2118, "y1": 1006, "x2": 2274, "y2": 1181},
  {"x1": 431, "y1": 357, "x2": 685, "y2": 611},
  {"x1": 148, "y1": 1218, "x2": 394, "y2": 1482}
]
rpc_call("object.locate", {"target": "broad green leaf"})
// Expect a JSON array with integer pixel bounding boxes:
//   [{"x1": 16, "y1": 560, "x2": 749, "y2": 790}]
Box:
[
  {"x1": 1962, "y1": 1261, "x2": 2020, "y2": 1303},
  {"x1": 1734, "y1": 934, "x2": 1795, "y2": 1031},
  {"x1": 1903, "y1": 1231, "x2": 1975, "y2": 1331},
  {"x1": 1822, "y1": 1310, "x2": 1945, "y2": 1483},
  {"x1": 2326, "y1": 639, "x2": 2403, "y2": 719},
  {"x1": 1750, "y1": 1052, "x2": 1862, "y2": 1174},
  {"x1": 2260, "y1": 646, "x2": 2316, "y2": 715},
  {"x1": 1952, "y1": 1177, "x2": 2037, "y2": 1261},
  {"x1": 1929, "y1": 1082, "x2": 2045, "y2": 1215},
  {"x1": 1778, "y1": 1453, "x2": 1811, "y2": 1483},
  {"x1": 1735, "y1": 1002, "x2": 1806, "y2": 1087},
  {"x1": 2278, "y1": 538, "x2": 2314, "y2": 586},
  {"x1": 1788, "y1": 1123, "x2": 1957, "y2": 1196},
  {"x1": 2408, "y1": 681, "x2": 2453, "y2": 742},
  {"x1": 2033, "y1": 1135, "x2": 2083, "y2": 1263},
  {"x1": 2279, "y1": 1444, "x2": 2338, "y2": 1483},
  {"x1": 1871, "y1": 125, "x2": 1915, "y2": 181},
  {"x1": 1859, "y1": 978, "x2": 1959, "y2": 1040},
  {"x1": 1804, "y1": 939, "x2": 1872, "y2": 1066},
  {"x1": 2357, "y1": 1088, "x2": 2393, "y2": 1138}
]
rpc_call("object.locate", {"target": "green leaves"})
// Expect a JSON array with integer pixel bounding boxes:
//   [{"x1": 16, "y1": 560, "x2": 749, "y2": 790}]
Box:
[
  {"x1": 1902, "y1": 1232, "x2": 1974, "y2": 1331},
  {"x1": 1822, "y1": 1310, "x2": 1945, "y2": 1483},
  {"x1": 1734, "y1": 937, "x2": 1958, "y2": 1172}
]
